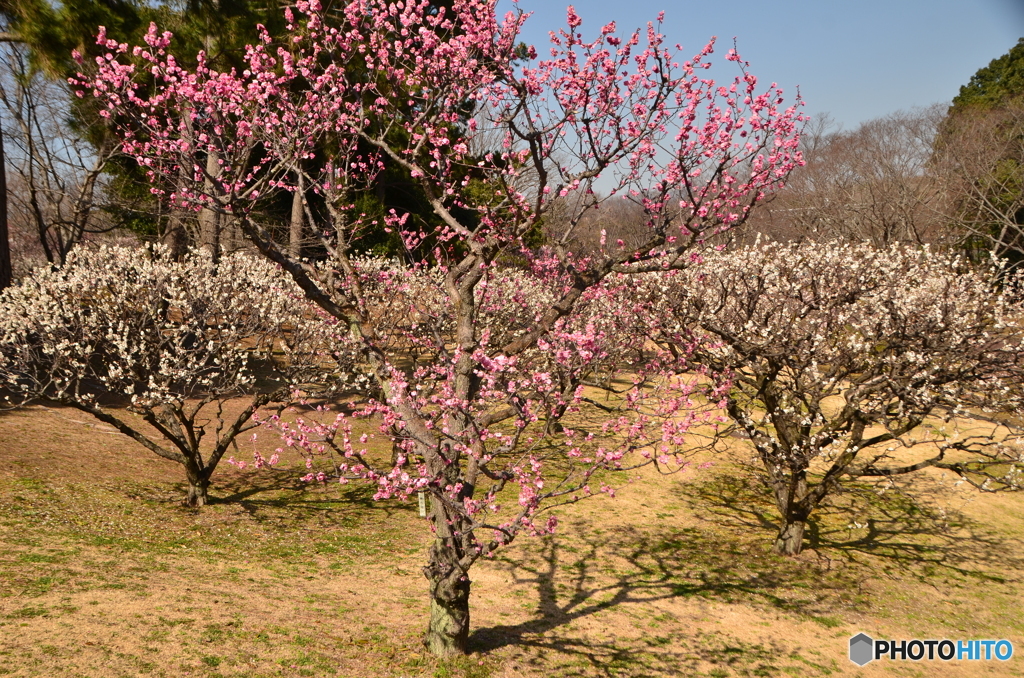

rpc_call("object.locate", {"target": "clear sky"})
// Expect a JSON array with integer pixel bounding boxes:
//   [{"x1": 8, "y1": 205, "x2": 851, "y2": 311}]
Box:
[{"x1": 498, "y1": 0, "x2": 1024, "y2": 130}]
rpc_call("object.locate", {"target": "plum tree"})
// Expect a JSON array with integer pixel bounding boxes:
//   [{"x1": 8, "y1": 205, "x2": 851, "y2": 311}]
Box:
[
  {"x1": 81, "y1": 0, "x2": 803, "y2": 654},
  {"x1": 0, "y1": 245, "x2": 362, "y2": 506},
  {"x1": 650, "y1": 242, "x2": 1024, "y2": 556}
]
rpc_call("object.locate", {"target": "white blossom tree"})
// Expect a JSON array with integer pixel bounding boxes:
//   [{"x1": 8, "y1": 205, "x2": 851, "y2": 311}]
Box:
[
  {"x1": 651, "y1": 242, "x2": 1024, "y2": 555},
  {"x1": 0, "y1": 244, "x2": 363, "y2": 506}
]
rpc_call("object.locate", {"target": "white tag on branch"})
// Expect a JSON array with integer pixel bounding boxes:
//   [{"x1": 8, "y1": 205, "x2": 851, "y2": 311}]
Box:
[{"x1": 418, "y1": 491, "x2": 426, "y2": 518}]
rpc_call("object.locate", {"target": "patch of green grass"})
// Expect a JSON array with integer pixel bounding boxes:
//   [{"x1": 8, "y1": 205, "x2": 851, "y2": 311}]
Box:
[
  {"x1": 158, "y1": 616, "x2": 195, "y2": 627},
  {"x1": 8, "y1": 606, "x2": 47, "y2": 619},
  {"x1": 15, "y1": 575, "x2": 59, "y2": 597},
  {"x1": 809, "y1": 615, "x2": 845, "y2": 629},
  {"x1": 201, "y1": 624, "x2": 227, "y2": 643},
  {"x1": 13, "y1": 478, "x2": 48, "y2": 491},
  {"x1": 17, "y1": 553, "x2": 61, "y2": 564},
  {"x1": 142, "y1": 628, "x2": 169, "y2": 642},
  {"x1": 432, "y1": 656, "x2": 496, "y2": 678}
]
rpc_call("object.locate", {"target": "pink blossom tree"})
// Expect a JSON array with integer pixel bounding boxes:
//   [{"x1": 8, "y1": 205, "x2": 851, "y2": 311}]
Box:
[{"x1": 79, "y1": 0, "x2": 803, "y2": 655}]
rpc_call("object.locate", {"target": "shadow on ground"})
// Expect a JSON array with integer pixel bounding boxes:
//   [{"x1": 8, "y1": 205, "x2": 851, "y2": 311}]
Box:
[
  {"x1": 166, "y1": 467, "x2": 417, "y2": 525},
  {"x1": 675, "y1": 472, "x2": 1024, "y2": 582},
  {"x1": 471, "y1": 524, "x2": 843, "y2": 676},
  {"x1": 470, "y1": 472, "x2": 1024, "y2": 676}
]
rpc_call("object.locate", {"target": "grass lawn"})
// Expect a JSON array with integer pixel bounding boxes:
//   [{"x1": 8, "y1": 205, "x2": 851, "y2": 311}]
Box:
[{"x1": 2, "y1": 402, "x2": 1023, "y2": 677}]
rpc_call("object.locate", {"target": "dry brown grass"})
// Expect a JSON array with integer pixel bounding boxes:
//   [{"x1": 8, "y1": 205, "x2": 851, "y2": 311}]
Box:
[{"x1": 2, "y1": 402, "x2": 1024, "y2": 677}]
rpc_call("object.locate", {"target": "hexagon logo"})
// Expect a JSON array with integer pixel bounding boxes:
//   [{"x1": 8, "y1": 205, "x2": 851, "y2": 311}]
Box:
[{"x1": 850, "y1": 633, "x2": 874, "y2": 666}]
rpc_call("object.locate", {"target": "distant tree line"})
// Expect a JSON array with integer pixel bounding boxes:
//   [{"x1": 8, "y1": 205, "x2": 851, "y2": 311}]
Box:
[{"x1": 740, "y1": 38, "x2": 1024, "y2": 267}]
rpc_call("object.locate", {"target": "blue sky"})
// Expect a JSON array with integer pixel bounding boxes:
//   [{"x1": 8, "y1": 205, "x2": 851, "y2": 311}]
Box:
[{"x1": 498, "y1": 0, "x2": 1024, "y2": 130}]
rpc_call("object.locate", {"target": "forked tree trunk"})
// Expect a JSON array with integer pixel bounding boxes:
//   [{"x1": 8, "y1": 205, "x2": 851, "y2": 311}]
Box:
[{"x1": 423, "y1": 537, "x2": 471, "y2": 656}]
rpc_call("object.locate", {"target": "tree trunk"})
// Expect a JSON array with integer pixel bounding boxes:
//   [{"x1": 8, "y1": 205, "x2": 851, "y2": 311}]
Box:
[
  {"x1": 222, "y1": 216, "x2": 241, "y2": 255},
  {"x1": 423, "y1": 538, "x2": 471, "y2": 657},
  {"x1": 199, "y1": 211, "x2": 220, "y2": 259},
  {"x1": 772, "y1": 470, "x2": 810, "y2": 556},
  {"x1": 0, "y1": 119, "x2": 11, "y2": 290},
  {"x1": 288, "y1": 182, "x2": 304, "y2": 258},
  {"x1": 185, "y1": 471, "x2": 210, "y2": 508},
  {"x1": 161, "y1": 210, "x2": 188, "y2": 260},
  {"x1": 774, "y1": 517, "x2": 806, "y2": 556},
  {"x1": 199, "y1": 151, "x2": 221, "y2": 261}
]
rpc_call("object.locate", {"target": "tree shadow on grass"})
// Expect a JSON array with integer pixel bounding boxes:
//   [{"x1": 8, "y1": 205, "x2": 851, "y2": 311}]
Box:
[
  {"x1": 166, "y1": 469, "x2": 416, "y2": 526},
  {"x1": 206, "y1": 468, "x2": 312, "y2": 502},
  {"x1": 470, "y1": 473, "x2": 1024, "y2": 675},
  {"x1": 471, "y1": 526, "x2": 847, "y2": 676},
  {"x1": 674, "y1": 472, "x2": 1024, "y2": 583}
]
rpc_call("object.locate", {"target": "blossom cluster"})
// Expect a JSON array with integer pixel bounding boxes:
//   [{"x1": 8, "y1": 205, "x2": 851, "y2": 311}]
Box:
[
  {"x1": 0, "y1": 244, "x2": 361, "y2": 407},
  {"x1": 74, "y1": 1, "x2": 804, "y2": 266}
]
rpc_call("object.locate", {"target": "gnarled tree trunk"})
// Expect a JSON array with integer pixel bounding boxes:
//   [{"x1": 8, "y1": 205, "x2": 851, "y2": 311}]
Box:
[
  {"x1": 423, "y1": 537, "x2": 471, "y2": 656},
  {"x1": 420, "y1": 472, "x2": 474, "y2": 657}
]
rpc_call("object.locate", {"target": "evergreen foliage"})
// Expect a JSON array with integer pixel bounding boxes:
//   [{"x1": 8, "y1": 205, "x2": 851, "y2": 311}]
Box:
[{"x1": 952, "y1": 37, "x2": 1024, "y2": 110}]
